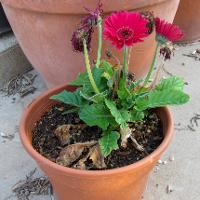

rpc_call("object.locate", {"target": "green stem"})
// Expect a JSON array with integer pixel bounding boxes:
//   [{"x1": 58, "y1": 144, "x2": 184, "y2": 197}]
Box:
[
  {"x1": 142, "y1": 43, "x2": 159, "y2": 88},
  {"x1": 83, "y1": 40, "x2": 100, "y2": 94},
  {"x1": 96, "y1": 15, "x2": 102, "y2": 68},
  {"x1": 123, "y1": 46, "x2": 128, "y2": 80}
]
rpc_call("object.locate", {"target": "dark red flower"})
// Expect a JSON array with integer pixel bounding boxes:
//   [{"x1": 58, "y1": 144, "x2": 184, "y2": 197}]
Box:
[
  {"x1": 103, "y1": 11, "x2": 149, "y2": 49},
  {"x1": 140, "y1": 11, "x2": 155, "y2": 34},
  {"x1": 155, "y1": 17, "x2": 184, "y2": 42},
  {"x1": 160, "y1": 47, "x2": 173, "y2": 60},
  {"x1": 82, "y1": 1, "x2": 103, "y2": 28},
  {"x1": 71, "y1": 2, "x2": 103, "y2": 53},
  {"x1": 71, "y1": 27, "x2": 92, "y2": 52}
]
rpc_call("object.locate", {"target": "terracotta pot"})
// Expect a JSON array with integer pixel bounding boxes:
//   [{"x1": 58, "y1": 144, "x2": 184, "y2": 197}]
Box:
[
  {"x1": 1, "y1": 0, "x2": 180, "y2": 87},
  {"x1": 20, "y1": 84, "x2": 174, "y2": 200},
  {"x1": 174, "y1": 0, "x2": 200, "y2": 43}
]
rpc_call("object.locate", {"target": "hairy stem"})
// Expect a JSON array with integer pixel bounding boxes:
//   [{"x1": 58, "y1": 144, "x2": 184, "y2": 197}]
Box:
[
  {"x1": 149, "y1": 62, "x2": 164, "y2": 89},
  {"x1": 96, "y1": 15, "x2": 102, "y2": 68},
  {"x1": 83, "y1": 40, "x2": 100, "y2": 94},
  {"x1": 142, "y1": 43, "x2": 159, "y2": 88},
  {"x1": 127, "y1": 46, "x2": 133, "y2": 69},
  {"x1": 123, "y1": 46, "x2": 128, "y2": 81}
]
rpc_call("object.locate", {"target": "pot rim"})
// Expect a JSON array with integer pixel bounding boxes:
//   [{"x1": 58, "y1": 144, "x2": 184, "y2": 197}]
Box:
[
  {"x1": 1, "y1": 0, "x2": 169, "y2": 14},
  {"x1": 20, "y1": 84, "x2": 174, "y2": 177}
]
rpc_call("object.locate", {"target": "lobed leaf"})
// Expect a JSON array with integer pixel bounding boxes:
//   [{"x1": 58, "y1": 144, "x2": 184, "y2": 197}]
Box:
[
  {"x1": 105, "y1": 99, "x2": 129, "y2": 128},
  {"x1": 129, "y1": 109, "x2": 145, "y2": 122},
  {"x1": 156, "y1": 76, "x2": 185, "y2": 91},
  {"x1": 79, "y1": 104, "x2": 115, "y2": 130},
  {"x1": 51, "y1": 90, "x2": 83, "y2": 107},
  {"x1": 136, "y1": 89, "x2": 190, "y2": 111},
  {"x1": 99, "y1": 131, "x2": 120, "y2": 157}
]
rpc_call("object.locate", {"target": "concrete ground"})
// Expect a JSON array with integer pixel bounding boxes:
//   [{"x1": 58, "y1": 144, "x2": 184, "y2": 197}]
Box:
[
  {"x1": 0, "y1": 33, "x2": 32, "y2": 88},
  {"x1": 0, "y1": 42, "x2": 200, "y2": 200}
]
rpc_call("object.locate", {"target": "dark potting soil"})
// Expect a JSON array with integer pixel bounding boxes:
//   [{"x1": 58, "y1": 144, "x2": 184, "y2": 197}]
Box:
[{"x1": 32, "y1": 104, "x2": 164, "y2": 170}]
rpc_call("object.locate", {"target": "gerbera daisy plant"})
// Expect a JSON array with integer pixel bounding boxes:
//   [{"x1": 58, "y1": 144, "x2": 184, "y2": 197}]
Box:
[{"x1": 51, "y1": 6, "x2": 189, "y2": 159}]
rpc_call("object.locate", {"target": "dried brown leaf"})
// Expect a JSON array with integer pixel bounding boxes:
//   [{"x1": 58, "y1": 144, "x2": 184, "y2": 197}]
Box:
[
  {"x1": 89, "y1": 144, "x2": 106, "y2": 169},
  {"x1": 56, "y1": 141, "x2": 97, "y2": 167},
  {"x1": 54, "y1": 125, "x2": 71, "y2": 146},
  {"x1": 73, "y1": 144, "x2": 106, "y2": 170},
  {"x1": 120, "y1": 127, "x2": 132, "y2": 148},
  {"x1": 54, "y1": 124, "x2": 87, "y2": 146}
]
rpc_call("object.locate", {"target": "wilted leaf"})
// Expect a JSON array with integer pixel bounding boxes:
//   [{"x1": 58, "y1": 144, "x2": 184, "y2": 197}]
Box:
[
  {"x1": 54, "y1": 124, "x2": 86, "y2": 146},
  {"x1": 99, "y1": 131, "x2": 120, "y2": 157},
  {"x1": 89, "y1": 144, "x2": 106, "y2": 169},
  {"x1": 120, "y1": 127, "x2": 132, "y2": 148},
  {"x1": 54, "y1": 125, "x2": 71, "y2": 146},
  {"x1": 56, "y1": 141, "x2": 97, "y2": 167},
  {"x1": 73, "y1": 144, "x2": 106, "y2": 170}
]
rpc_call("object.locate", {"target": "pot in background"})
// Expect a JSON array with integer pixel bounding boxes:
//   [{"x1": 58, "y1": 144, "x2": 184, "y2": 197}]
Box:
[
  {"x1": 20, "y1": 84, "x2": 174, "y2": 200},
  {"x1": 174, "y1": 0, "x2": 200, "y2": 43},
  {"x1": 1, "y1": 0, "x2": 180, "y2": 87}
]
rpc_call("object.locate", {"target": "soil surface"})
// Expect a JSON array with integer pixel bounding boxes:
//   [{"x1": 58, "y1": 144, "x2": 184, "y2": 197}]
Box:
[{"x1": 32, "y1": 104, "x2": 164, "y2": 170}]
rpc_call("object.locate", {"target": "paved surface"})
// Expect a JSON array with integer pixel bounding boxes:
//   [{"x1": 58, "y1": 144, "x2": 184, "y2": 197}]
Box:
[
  {"x1": 0, "y1": 42, "x2": 200, "y2": 200},
  {"x1": 0, "y1": 33, "x2": 32, "y2": 88}
]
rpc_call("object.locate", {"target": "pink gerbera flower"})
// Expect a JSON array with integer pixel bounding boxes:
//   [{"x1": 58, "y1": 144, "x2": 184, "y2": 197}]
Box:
[
  {"x1": 103, "y1": 11, "x2": 149, "y2": 49},
  {"x1": 155, "y1": 17, "x2": 184, "y2": 42}
]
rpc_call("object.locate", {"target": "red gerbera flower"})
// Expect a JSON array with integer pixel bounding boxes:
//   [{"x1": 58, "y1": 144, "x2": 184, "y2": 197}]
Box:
[
  {"x1": 103, "y1": 11, "x2": 149, "y2": 49},
  {"x1": 155, "y1": 17, "x2": 184, "y2": 42}
]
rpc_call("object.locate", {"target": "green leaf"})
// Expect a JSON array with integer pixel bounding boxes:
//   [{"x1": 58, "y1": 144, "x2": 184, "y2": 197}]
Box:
[
  {"x1": 51, "y1": 90, "x2": 83, "y2": 107},
  {"x1": 136, "y1": 89, "x2": 190, "y2": 111},
  {"x1": 99, "y1": 131, "x2": 120, "y2": 157},
  {"x1": 128, "y1": 79, "x2": 143, "y2": 91},
  {"x1": 79, "y1": 104, "x2": 114, "y2": 130},
  {"x1": 129, "y1": 109, "x2": 145, "y2": 122},
  {"x1": 70, "y1": 71, "x2": 88, "y2": 86},
  {"x1": 117, "y1": 78, "x2": 130, "y2": 100},
  {"x1": 101, "y1": 60, "x2": 113, "y2": 78},
  {"x1": 70, "y1": 67, "x2": 106, "y2": 94},
  {"x1": 62, "y1": 108, "x2": 79, "y2": 115},
  {"x1": 105, "y1": 99, "x2": 128, "y2": 128},
  {"x1": 156, "y1": 76, "x2": 185, "y2": 91},
  {"x1": 80, "y1": 90, "x2": 107, "y2": 103}
]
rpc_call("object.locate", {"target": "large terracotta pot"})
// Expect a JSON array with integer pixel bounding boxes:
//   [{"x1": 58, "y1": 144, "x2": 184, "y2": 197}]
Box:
[
  {"x1": 174, "y1": 0, "x2": 200, "y2": 43},
  {"x1": 1, "y1": 0, "x2": 180, "y2": 87},
  {"x1": 20, "y1": 85, "x2": 174, "y2": 200}
]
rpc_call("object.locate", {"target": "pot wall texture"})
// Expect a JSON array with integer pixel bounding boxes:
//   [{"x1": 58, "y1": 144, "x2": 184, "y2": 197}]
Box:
[
  {"x1": 20, "y1": 85, "x2": 174, "y2": 200},
  {"x1": 1, "y1": 0, "x2": 180, "y2": 87},
  {"x1": 174, "y1": 0, "x2": 200, "y2": 43}
]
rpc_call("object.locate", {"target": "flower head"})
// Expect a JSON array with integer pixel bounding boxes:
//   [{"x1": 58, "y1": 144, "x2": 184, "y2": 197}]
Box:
[
  {"x1": 71, "y1": 2, "x2": 102, "y2": 53},
  {"x1": 155, "y1": 17, "x2": 184, "y2": 43},
  {"x1": 140, "y1": 11, "x2": 155, "y2": 34},
  {"x1": 160, "y1": 47, "x2": 172, "y2": 60},
  {"x1": 103, "y1": 11, "x2": 149, "y2": 49},
  {"x1": 71, "y1": 27, "x2": 92, "y2": 52},
  {"x1": 82, "y1": 1, "x2": 103, "y2": 28}
]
